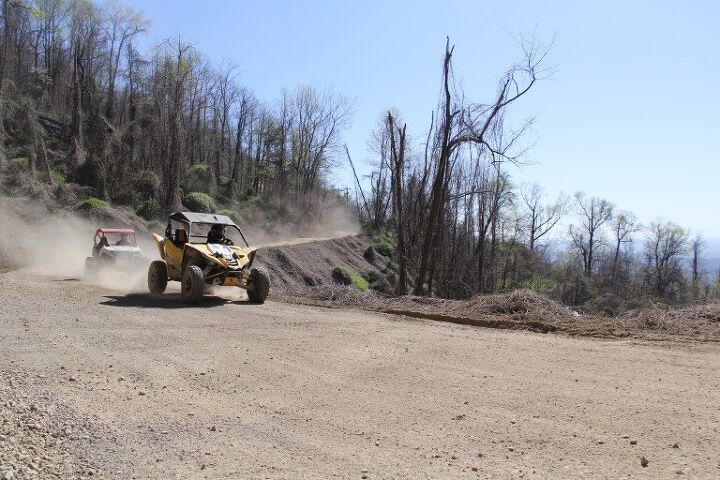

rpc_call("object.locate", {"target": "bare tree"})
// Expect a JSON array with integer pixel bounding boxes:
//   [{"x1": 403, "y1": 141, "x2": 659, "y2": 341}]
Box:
[
  {"x1": 387, "y1": 111, "x2": 408, "y2": 295},
  {"x1": 644, "y1": 219, "x2": 688, "y2": 298},
  {"x1": 569, "y1": 192, "x2": 613, "y2": 278},
  {"x1": 227, "y1": 88, "x2": 254, "y2": 197},
  {"x1": 0, "y1": 0, "x2": 11, "y2": 95},
  {"x1": 67, "y1": 0, "x2": 102, "y2": 168},
  {"x1": 413, "y1": 36, "x2": 549, "y2": 295},
  {"x1": 211, "y1": 62, "x2": 239, "y2": 186},
  {"x1": 610, "y1": 210, "x2": 640, "y2": 283},
  {"x1": 690, "y1": 234, "x2": 704, "y2": 299},
  {"x1": 344, "y1": 144, "x2": 370, "y2": 225},
  {"x1": 520, "y1": 183, "x2": 565, "y2": 251},
  {"x1": 365, "y1": 113, "x2": 394, "y2": 230},
  {"x1": 103, "y1": 0, "x2": 147, "y2": 120},
  {"x1": 475, "y1": 163, "x2": 513, "y2": 293},
  {"x1": 290, "y1": 85, "x2": 352, "y2": 199},
  {"x1": 163, "y1": 38, "x2": 194, "y2": 212}
]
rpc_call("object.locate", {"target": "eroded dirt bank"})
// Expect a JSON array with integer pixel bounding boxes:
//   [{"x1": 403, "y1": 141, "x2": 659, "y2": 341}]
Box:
[{"x1": 2, "y1": 271, "x2": 719, "y2": 479}]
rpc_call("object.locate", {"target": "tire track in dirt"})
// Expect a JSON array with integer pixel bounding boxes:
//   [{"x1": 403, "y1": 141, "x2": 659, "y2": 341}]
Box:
[{"x1": 2, "y1": 271, "x2": 720, "y2": 478}]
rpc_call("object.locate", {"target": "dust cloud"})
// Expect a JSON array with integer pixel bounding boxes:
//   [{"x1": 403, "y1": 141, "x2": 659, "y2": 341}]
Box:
[
  {"x1": 236, "y1": 199, "x2": 360, "y2": 247},
  {"x1": 0, "y1": 196, "x2": 360, "y2": 294},
  {"x1": 0, "y1": 199, "x2": 155, "y2": 292}
]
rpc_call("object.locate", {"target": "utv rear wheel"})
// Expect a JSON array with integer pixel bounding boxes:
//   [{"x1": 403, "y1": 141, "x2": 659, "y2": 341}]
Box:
[
  {"x1": 182, "y1": 265, "x2": 205, "y2": 304},
  {"x1": 148, "y1": 260, "x2": 168, "y2": 294},
  {"x1": 247, "y1": 268, "x2": 270, "y2": 304}
]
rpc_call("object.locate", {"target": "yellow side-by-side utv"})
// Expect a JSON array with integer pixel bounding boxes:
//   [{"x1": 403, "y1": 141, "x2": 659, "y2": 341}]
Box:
[{"x1": 148, "y1": 211, "x2": 270, "y2": 304}]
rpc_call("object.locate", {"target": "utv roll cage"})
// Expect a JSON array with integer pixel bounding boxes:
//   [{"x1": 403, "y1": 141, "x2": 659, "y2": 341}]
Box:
[
  {"x1": 92, "y1": 228, "x2": 138, "y2": 255},
  {"x1": 94, "y1": 228, "x2": 137, "y2": 246},
  {"x1": 164, "y1": 211, "x2": 249, "y2": 247}
]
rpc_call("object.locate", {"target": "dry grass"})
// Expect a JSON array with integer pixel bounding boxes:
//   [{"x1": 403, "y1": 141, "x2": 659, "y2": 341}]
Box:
[
  {"x1": 276, "y1": 287, "x2": 720, "y2": 343},
  {"x1": 447, "y1": 289, "x2": 574, "y2": 319},
  {"x1": 612, "y1": 303, "x2": 720, "y2": 341}
]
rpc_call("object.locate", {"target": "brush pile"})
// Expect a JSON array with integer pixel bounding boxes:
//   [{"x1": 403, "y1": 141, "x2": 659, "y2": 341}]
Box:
[
  {"x1": 614, "y1": 302, "x2": 720, "y2": 341},
  {"x1": 278, "y1": 285, "x2": 720, "y2": 342},
  {"x1": 447, "y1": 290, "x2": 576, "y2": 321}
]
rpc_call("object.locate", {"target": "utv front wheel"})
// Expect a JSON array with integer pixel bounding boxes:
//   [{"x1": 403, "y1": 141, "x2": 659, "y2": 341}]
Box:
[
  {"x1": 182, "y1": 265, "x2": 205, "y2": 304},
  {"x1": 247, "y1": 268, "x2": 270, "y2": 304},
  {"x1": 148, "y1": 260, "x2": 168, "y2": 294}
]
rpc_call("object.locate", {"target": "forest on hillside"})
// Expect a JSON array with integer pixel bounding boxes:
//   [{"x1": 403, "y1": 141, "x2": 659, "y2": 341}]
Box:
[
  {"x1": 0, "y1": 0, "x2": 353, "y2": 227},
  {"x1": 0, "y1": 0, "x2": 716, "y2": 310}
]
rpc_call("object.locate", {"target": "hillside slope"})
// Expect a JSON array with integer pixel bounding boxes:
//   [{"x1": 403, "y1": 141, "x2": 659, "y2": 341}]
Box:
[
  {"x1": 2, "y1": 193, "x2": 718, "y2": 343},
  {"x1": 257, "y1": 236, "x2": 392, "y2": 294}
]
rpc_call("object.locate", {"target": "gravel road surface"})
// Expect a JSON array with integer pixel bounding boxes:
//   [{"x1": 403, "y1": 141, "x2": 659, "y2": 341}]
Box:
[{"x1": 1, "y1": 271, "x2": 719, "y2": 479}]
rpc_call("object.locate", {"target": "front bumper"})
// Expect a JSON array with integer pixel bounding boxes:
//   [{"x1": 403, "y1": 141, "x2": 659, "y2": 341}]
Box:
[
  {"x1": 98, "y1": 255, "x2": 148, "y2": 271},
  {"x1": 205, "y1": 266, "x2": 252, "y2": 289}
]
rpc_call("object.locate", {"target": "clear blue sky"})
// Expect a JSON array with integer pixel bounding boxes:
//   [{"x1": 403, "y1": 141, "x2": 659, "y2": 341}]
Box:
[{"x1": 124, "y1": 0, "x2": 720, "y2": 236}]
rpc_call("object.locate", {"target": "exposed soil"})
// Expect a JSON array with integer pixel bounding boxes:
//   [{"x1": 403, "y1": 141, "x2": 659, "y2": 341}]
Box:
[
  {"x1": 3, "y1": 191, "x2": 716, "y2": 344},
  {"x1": 257, "y1": 235, "x2": 389, "y2": 293},
  {"x1": 251, "y1": 234, "x2": 720, "y2": 343},
  {"x1": 0, "y1": 370, "x2": 107, "y2": 479},
  {"x1": 2, "y1": 271, "x2": 719, "y2": 479},
  {"x1": 2, "y1": 197, "x2": 720, "y2": 478},
  {"x1": 275, "y1": 283, "x2": 720, "y2": 343}
]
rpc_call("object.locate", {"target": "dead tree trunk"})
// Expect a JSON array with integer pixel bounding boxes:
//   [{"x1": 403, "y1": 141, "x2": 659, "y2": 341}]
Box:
[
  {"x1": 414, "y1": 39, "x2": 454, "y2": 295},
  {"x1": 0, "y1": 0, "x2": 10, "y2": 95},
  {"x1": 164, "y1": 41, "x2": 189, "y2": 213},
  {"x1": 387, "y1": 112, "x2": 408, "y2": 295},
  {"x1": 25, "y1": 104, "x2": 52, "y2": 182}
]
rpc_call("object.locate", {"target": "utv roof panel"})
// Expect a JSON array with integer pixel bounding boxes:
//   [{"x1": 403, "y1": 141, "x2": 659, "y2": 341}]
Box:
[
  {"x1": 169, "y1": 211, "x2": 236, "y2": 226},
  {"x1": 96, "y1": 228, "x2": 136, "y2": 234}
]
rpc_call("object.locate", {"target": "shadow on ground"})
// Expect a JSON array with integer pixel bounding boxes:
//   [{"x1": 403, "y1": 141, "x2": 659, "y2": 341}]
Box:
[{"x1": 100, "y1": 293, "x2": 255, "y2": 309}]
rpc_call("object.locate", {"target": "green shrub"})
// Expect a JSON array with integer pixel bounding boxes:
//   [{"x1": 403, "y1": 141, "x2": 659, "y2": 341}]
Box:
[
  {"x1": 134, "y1": 170, "x2": 160, "y2": 199},
  {"x1": 49, "y1": 165, "x2": 66, "y2": 183},
  {"x1": 183, "y1": 164, "x2": 211, "y2": 193},
  {"x1": 551, "y1": 277, "x2": 593, "y2": 306},
  {"x1": 237, "y1": 195, "x2": 286, "y2": 223},
  {"x1": 384, "y1": 260, "x2": 398, "y2": 272},
  {"x1": 332, "y1": 267, "x2": 352, "y2": 286},
  {"x1": 79, "y1": 197, "x2": 109, "y2": 209},
  {"x1": 361, "y1": 270, "x2": 392, "y2": 294},
  {"x1": 136, "y1": 197, "x2": 161, "y2": 220},
  {"x1": 521, "y1": 276, "x2": 556, "y2": 291},
  {"x1": 216, "y1": 209, "x2": 241, "y2": 221},
  {"x1": 238, "y1": 195, "x2": 262, "y2": 212},
  {"x1": 361, "y1": 270, "x2": 381, "y2": 284},
  {"x1": 349, "y1": 270, "x2": 370, "y2": 292},
  {"x1": 8, "y1": 157, "x2": 29, "y2": 172},
  {"x1": 372, "y1": 233, "x2": 395, "y2": 257},
  {"x1": 363, "y1": 246, "x2": 376, "y2": 263},
  {"x1": 182, "y1": 192, "x2": 216, "y2": 213},
  {"x1": 584, "y1": 293, "x2": 623, "y2": 316},
  {"x1": 332, "y1": 266, "x2": 369, "y2": 291},
  {"x1": 623, "y1": 296, "x2": 653, "y2": 311}
]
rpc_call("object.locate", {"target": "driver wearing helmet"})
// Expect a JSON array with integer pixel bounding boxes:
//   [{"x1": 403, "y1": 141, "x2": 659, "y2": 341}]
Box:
[
  {"x1": 207, "y1": 224, "x2": 233, "y2": 245},
  {"x1": 115, "y1": 233, "x2": 133, "y2": 246}
]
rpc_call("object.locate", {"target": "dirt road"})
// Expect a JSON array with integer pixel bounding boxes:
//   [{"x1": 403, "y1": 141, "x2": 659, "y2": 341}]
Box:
[{"x1": 2, "y1": 271, "x2": 719, "y2": 479}]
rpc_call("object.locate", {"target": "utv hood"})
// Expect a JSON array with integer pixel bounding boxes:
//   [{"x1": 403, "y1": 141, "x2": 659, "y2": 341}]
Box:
[
  {"x1": 100, "y1": 245, "x2": 142, "y2": 257},
  {"x1": 186, "y1": 243, "x2": 256, "y2": 269}
]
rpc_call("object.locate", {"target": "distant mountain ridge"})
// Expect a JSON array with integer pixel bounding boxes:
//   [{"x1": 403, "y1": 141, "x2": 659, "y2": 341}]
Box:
[
  {"x1": 699, "y1": 238, "x2": 720, "y2": 280},
  {"x1": 703, "y1": 238, "x2": 720, "y2": 258}
]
